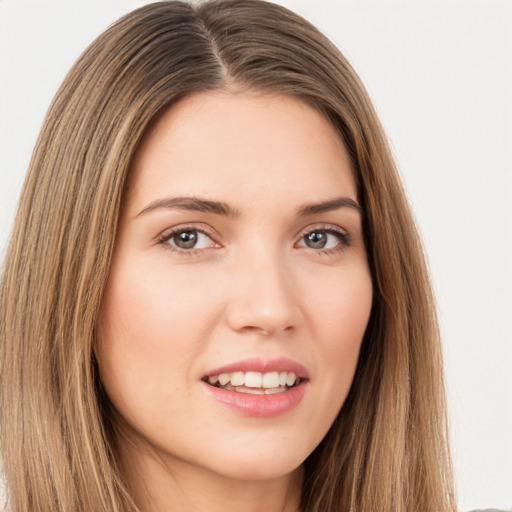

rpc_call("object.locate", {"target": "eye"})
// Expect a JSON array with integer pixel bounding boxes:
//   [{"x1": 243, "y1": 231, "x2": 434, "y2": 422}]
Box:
[
  {"x1": 297, "y1": 227, "x2": 349, "y2": 251},
  {"x1": 160, "y1": 228, "x2": 217, "y2": 251}
]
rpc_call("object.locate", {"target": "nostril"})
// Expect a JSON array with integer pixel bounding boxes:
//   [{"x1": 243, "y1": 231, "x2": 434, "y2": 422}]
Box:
[{"x1": 224, "y1": 298, "x2": 299, "y2": 336}]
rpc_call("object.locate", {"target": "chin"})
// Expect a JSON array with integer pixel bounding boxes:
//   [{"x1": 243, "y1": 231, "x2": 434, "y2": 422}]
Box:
[
  {"x1": 209, "y1": 458, "x2": 304, "y2": 483},
  {"x1": 195, "y1": 437, "x2": 311, "y2": 482}
]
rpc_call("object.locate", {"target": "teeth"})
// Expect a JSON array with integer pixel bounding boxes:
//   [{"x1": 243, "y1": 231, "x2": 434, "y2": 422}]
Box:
[
  {"x1": 262, "y1": 371, "x2": 279, "y2": 388},
  {"x1": 230, "y1": 372, "x2": 244, "y2": 386},
  {"x1": 244, "y1": 371, "x2": 262, "y2": 388},
  {"x1": 286, "y1": 372, "x2": 297, "y2": 387},
  {"x1": 241, "y1": 387, "x2": 265, "y2": 395},
  {"x1": 218, "y1": 373, "x2": 230, "y2": 386},
  {"x1": 265, "y1": 386, "x2": 286, "y2": 394},
  {"x1": 206, "y1": 371, "x2": 300, "y2": 390},
  {"x1": 220, "y1": 384, "x2": 288, "y2": 395}
]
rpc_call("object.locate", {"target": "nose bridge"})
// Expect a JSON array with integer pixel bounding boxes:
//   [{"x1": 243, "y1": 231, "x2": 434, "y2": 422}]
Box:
[{"x1": 226, "y1": 238, "x2": 298, "y2": 335}]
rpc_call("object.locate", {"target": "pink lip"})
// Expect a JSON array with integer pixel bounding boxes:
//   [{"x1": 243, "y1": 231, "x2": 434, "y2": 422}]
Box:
[
  {"x1": 201, "y1": 358, "x2": 309, "y2": 417},
  {"x1": 202, "y1": 380, "x2": 307, "y2": 417},
  {"x1": 204, "y1": 358, "x2": 309, "y2": 379}
]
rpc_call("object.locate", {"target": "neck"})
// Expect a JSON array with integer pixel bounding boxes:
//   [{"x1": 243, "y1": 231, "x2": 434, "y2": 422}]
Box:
[{"x1": 117, "y1": 439, "x2": 303, "y2": 512}]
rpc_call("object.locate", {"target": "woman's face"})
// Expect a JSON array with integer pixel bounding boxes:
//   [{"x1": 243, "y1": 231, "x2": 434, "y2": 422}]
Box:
[{"x1": 97, "y1": 92, "x2": 372, "y2": 483}]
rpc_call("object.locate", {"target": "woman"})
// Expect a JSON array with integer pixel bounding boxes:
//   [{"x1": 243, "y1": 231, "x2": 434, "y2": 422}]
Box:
[{"x1": 0, "y1": 1, "x2": 455, "y2": 511}]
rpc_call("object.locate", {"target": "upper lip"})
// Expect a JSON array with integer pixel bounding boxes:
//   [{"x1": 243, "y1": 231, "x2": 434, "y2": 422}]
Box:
[{"x1": 204, "y1": 358, "x2": 309, "y2": 379}]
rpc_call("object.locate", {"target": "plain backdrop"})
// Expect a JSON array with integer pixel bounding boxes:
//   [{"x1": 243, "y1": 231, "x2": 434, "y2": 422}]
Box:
[{"x1": 0, "y1": 1, "x2": 511, "y2": 510}]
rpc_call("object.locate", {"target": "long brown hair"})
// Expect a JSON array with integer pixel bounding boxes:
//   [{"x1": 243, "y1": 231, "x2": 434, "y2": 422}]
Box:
[{"x1": 0, "y1": 1, "x2": 455, "y2": 510}]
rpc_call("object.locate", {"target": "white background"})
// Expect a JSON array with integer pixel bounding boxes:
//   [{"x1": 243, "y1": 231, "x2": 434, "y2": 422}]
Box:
[{"x1": 0, "y1": 1, "x2": 510, "y2": 510}]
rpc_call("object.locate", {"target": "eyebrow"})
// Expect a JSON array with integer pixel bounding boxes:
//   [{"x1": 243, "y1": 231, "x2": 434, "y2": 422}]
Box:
[
  {"x1": 137, "y1": 196, "x2": 240, "y2": 217},
  {"x1": 137, "y1": 195, "x2": 361, "y2": 218},
  {"x1": 297, "y1": 197, "x2": 362, "y2": 216}
]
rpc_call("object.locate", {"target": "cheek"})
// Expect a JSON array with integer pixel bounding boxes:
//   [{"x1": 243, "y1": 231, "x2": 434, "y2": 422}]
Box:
[
  {"x1": 306, "y1": 263, "x2": 372, "y2": 349},
  {"x1": 95, "y1": 263, "x2": 214, "y2": 418},
  {"x1": 98, "y1": 259, "x2": 218, "y2": 352},
  {"x1": 303, "y1": 265, "x2": 372, "y2": 424}
]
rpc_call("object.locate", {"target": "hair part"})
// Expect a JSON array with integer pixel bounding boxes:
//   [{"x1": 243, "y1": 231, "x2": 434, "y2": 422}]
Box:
[{"x1": 0, "y1": 1, "x2": 455, "y2": 511}]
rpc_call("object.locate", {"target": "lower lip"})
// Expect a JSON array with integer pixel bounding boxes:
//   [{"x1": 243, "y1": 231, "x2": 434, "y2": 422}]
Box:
[{"x1": 202, "y1": 380, "x2": 307, "y2": 417}]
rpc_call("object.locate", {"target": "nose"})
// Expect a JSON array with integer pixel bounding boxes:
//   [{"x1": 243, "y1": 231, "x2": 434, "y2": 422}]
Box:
[{"x1": 225, "y1": 248, "x2": 300, "y2": 337}]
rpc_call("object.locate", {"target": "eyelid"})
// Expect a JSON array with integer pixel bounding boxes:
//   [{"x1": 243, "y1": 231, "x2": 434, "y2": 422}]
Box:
[
  {"x1": 156, "y1": 222, "x2": 351, "y2": 256},
  {"x1": 156, "y1": 223, "x2": 221, "y2": 254},
  {"x1": 295, "y1": 223, "x2": 351, "y2": 251},
  {"x1": 295, "y1": 222, "x2": 349, "y2": 239}
]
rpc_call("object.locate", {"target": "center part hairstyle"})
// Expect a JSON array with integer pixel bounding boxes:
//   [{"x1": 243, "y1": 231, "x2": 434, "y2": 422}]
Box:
[{"x1": 0, "y1": 1, "x2": 455, "y2": 511}]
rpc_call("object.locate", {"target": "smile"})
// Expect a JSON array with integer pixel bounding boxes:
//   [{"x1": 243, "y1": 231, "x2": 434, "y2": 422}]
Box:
[
  {"x1": 205, "y1": 371, "x2": 300, "y2": 394},
  {"x1": 201, "y1": 359, "x2": 309, "y2": 417}
]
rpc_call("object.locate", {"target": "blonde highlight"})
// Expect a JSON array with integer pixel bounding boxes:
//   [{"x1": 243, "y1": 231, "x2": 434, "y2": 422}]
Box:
[{"x1": 0, "y1": 1, "x2": 455, "y2": 511}]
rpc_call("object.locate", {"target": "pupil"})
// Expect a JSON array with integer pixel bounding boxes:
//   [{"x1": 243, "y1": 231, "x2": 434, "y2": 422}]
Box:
[
  {"x1": 175, "y1": 230, "x2": 197, "y2": 249},
  {"x1": 306, "y1": 231, "x2": 327, "y2": 248}
]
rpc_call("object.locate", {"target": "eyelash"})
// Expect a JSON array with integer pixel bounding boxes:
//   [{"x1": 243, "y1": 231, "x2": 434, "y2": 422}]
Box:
[
  {"x1": 157, "y1": 223, "x2": 351, "y2": 256},
  {"x1": 296, "y1": 224, "x2": 351, "y2": 255},
  {"x1": 157, "y1": 224, "x2": 219, "y2": 257}
]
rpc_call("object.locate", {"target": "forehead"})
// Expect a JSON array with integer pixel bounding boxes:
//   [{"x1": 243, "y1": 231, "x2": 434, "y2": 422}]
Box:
[{"x1": 126, "y1": 92, "x2": 357, "y2": 214}]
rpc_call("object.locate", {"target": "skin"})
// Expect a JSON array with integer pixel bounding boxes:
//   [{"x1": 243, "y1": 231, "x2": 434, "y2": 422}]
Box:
[{"x1": 97, "y1": 91, "x2": 373, "y2": 512}]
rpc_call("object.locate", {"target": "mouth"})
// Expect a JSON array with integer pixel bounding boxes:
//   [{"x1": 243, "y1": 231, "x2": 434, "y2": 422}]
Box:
[
  {"x1": 203, "y1": 371, "x2": 301, "y2": 395},
  {"x1": 201, "y1": 358, "x2": 309, "y2": 416}
]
